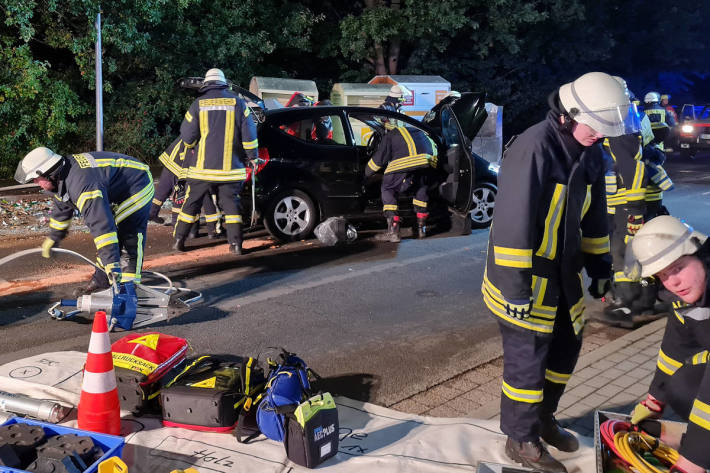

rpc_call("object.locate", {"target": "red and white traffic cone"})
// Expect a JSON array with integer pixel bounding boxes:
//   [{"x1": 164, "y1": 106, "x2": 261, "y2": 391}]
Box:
[{"x1": 78, "y1": 311, "x2": 121, "y2": 435}]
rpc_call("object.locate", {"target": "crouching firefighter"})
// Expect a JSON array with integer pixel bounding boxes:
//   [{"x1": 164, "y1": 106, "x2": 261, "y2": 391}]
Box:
[
  {"x1": 626, "y1": 216, "x2": 710, "y2": 473},
  {"x1": 174, "y1": 68, "x2": 258, "y2": 255},
  {"x1": 482, "y1": 72, "x2": 635, "y2": 472},
  {"x1": 15, "y1": 147, "x2": 154, "y2": 296},
  {"x1": 364, "y1": 104, "x2": 435, "y2": 242}
]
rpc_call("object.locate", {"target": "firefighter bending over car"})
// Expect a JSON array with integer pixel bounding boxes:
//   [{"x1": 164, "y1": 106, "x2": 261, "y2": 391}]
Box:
[
  {"x1": 173, "y1": 68, "x2": 258, "y2": 255},
  {"x1": 15, "y1": 147, "x2": 154, "y2": 297},
  {"x1": 482, "y1": 72, "x2": 634, "y2": 473},
  {"x1": 365, "y1": 103, "x2": 435, "y2": 242}
]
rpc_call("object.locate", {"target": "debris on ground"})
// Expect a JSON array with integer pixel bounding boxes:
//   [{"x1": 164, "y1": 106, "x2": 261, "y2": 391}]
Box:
[{"x1": 0, "y1": 197, "x2": 53, "y2": 235}]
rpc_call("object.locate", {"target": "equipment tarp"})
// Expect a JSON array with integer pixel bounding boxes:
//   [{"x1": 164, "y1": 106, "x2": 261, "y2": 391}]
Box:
[{"x1": 0, "y1": 352, "x2": 596, "y2": 472}]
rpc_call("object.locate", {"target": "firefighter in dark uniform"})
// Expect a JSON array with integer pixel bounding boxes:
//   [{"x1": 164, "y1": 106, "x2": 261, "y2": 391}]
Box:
[
  {"x1": 149, "y1": 138, "x2": 222, "y2": 238},
  {"x1": 627, "y1": 216, "x2": 710, "y2": 473},
  {"x1": 364, "y1": 104, "x2": 436, "y2": 241},
  {"x1": 644, "y1": 91, "x2": 676, "y2": 151},
  {"x1": 15, "y1": 147, "x2": 154, "y2": 296},
  {"x1": 173, "y1": 68, "x2": 258, "y2": 255},
  {"x1": 482, "y1": 72, "x2": 635, "y2": 472}
]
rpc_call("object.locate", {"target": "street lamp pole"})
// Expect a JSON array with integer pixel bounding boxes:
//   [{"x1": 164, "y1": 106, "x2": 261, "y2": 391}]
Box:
[{"x1": 95, "y1": 11, "x2": 104, "y2": 151}]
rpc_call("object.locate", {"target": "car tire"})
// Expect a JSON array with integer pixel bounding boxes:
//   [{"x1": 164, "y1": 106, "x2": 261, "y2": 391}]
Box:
[
  {"x1": 470, "y1": 181, "x2": 496, "y2": 228},
  {"x1": 264, "y1": 189, "x2": 318, "y2": 242}
]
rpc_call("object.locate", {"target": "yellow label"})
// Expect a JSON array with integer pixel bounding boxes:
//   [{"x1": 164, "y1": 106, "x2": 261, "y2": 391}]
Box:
[
  {"x1": 112, "y1": 353, "x2": 158, "y2": 375},
  {"x1": 190, "y1": 376, "x2": 216, "y2": 388},
  {"x1": 72, "y1": 153, "x2": 93, "y2": 168},
  {"x1": 128, "y1": 334, "x2": 160, "y2": 351}
]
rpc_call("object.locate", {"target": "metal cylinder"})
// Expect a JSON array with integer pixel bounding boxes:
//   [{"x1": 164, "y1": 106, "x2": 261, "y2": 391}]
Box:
[{"x1": 0, "y1": 391, "x2": 70, "y2": 423}]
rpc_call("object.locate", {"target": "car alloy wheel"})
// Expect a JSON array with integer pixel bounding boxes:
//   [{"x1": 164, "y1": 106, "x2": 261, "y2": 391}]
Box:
[
  {"x1": 265, "y1": 189, "x2": 318, "y2": 242},
  {"x1": 470, "y1": 181, "x2": 496, "y2": 228}
]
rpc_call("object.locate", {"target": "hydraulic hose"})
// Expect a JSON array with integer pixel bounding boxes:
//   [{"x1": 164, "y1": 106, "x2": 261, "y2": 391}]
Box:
[{"x1": 600, "y1": 419, "x2": 679, "y2": 473}]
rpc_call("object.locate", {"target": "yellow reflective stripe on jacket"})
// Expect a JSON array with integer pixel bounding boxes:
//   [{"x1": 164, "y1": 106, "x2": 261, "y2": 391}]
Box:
[
  {"x1": 581, "y1": 235, "x2": 610, "y2": 255},
  {"x1": 77, "y1": 190, "x2": 103, "y2": 212},
  {"x1": 531, "y1": 275, "x2": 556, "y2": 320},
  {"x1": 413, "y1": 198, "x2": 427, "y2": 208},
  {"x1": 657, "y1": 349, "x2": 682, "y2": 376},
  {"x1": 535, "y1": 184, "x2": 566, "y2": 259},
  {"x1": 197, "y1": 108, "x2": 210, "y2": 170},
  {"x1": 631, "y1": 160, "x2": 645, "y2": 190},
  {"x1": 223, "y1": 106, "x2": 235, "y2": 171},
  {"x1": 581, "y1": 185, "x2": 591, "y2": 219},
  {"x1": 691, "y1": 351, "x2": 709, "y2": 365},
  {"x1": 482, "y1": 273, "x2": 554, "y2": 333},
  {"x1": 49, "y1": 218, "x2": 70, "y2": 231},
  {"x1": 94, "y1": 158, "x2": 150, "y2": 172},
  {"x1": 94, "y1": 232, "x2": 119, "y2": 250},
  {"x1": 502, "y1": 381, "x2": 543, "y2": 404},
  {"x1": 367, "y1": 159, "x2": 381, "y2": 172},
  {"x1": 115, "y1": 180, "x2": 155, "y2": 224},
  {"x1": 185, "y1": 111, "x2": 193, "y2": 123},
  {"x1": 493, "y1": 246, "x2": 532, "y2": 269},
  {"x1": 384, "y1": 154, "x2": 432, "y2": 173},
  {"x1": 545, "y1": 369, "x2": 571, "y2": 385},
  {"x1": 159, "y1": 151, "x2": 185, "y2": 178},
  {"x1": 243, "y1": 139, "x2": 258, "y2": 150},
  {"x1": 224, "y1": 214, "x2": 243, "y2": 224},
  {"x1": 398, "y1": 127, "x2": 417, "y2": 155},
  {"x1": 185, "y1": 167, "x2": 248, "y2": 181},
  {"x1": 689, "y1": 399, "x2": 710, "y2": 431},
  {"x1": 569, "y1": 285, "x2": 585, "y2": 335}
]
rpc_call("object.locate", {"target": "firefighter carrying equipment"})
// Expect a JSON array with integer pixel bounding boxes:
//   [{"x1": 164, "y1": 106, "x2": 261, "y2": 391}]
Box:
[
  {"x1": 558, "y1": 72, "x2": 637, "y2": 137},
  {"x1": 14, "y1": 147, "x2": 63, "y2": 184},
  {"x1": 627, "y1": 215, "x2": 707, "y2": 278}
]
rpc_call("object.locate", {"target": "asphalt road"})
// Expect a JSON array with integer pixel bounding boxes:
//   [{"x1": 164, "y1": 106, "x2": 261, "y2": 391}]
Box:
[{"x1": 0, "y1": 151, "x2": 708, "y2": 408}]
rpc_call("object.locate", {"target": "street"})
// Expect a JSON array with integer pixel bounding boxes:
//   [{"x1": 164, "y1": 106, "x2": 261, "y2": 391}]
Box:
[{"x1": 0, "y1": 152, "x2": 709, "y2": 412}]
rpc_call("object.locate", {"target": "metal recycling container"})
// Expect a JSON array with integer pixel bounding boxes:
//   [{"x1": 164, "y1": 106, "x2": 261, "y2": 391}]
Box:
[
  {"x1": 368, "y1": 74, "x2": 451, "y2": 120},
  {"x1": 330, "y1": 82, "x2": 392, "y2": 108},
  {"x1": 249, "y1": 76, "x2": 319, "y2": 106}
]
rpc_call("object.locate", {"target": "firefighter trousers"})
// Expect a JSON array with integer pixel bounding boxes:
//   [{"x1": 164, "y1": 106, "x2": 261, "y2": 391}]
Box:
[
  {"x1": 150, "y1": 170, "x2": 219, "y2": 229},
  {"x1": 380, "y1": 170, "x2": 429, "y2": 218},
  {"x1": 498, "y1": 303, "x2": 583, "y2": 442},
  {"x1": 175, "y1": 180, "x2": 243, "y2": 246},
  {"x1": 661, "y1": 359, "x2": 710, "y2": 468}
]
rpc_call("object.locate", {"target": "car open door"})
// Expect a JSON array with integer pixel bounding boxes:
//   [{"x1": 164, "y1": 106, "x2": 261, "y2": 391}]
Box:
[
  {"x1": 438, "y1": 103, "x2": 476, "y2": 214},
  {"x1": 449, "y1": 92, "x2": 488, "y2": 141}
]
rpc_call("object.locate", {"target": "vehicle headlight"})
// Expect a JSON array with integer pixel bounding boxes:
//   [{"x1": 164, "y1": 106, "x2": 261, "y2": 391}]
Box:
[
  {"x1": 682, "y1": 124, "x2": 694, "y2": 133},
  {"x1": 488, "y1": 163, "x2": 500, "y2": 174}
]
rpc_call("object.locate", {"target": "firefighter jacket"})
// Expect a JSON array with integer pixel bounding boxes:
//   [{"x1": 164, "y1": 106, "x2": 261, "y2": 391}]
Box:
[
  {"x1": 482, "y1": 111, "x2": 611, "y2": 336},
  {"x1": 180, "y1": 84, "x2": 258, "y2": 182},
  {"x1": 47, "y1": 152, "x2": 154, "y2": 270},
  {"x1": 365, "y1": 125, "x2": 436, "y2": 177},
  {"x1": 158, "y1": 137, "x2": 191, "y2": 180},
  {"x1": 602, "y1": 134, "x2": 647, "y2": 216},
  {"x1": 644, "y1": 103, "x2": 677, "y2": 129}
]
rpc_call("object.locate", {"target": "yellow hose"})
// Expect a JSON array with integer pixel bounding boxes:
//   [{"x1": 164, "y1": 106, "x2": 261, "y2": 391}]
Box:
[{"x1": 613, "y1": 430, "x2": 679, "y2": 473}]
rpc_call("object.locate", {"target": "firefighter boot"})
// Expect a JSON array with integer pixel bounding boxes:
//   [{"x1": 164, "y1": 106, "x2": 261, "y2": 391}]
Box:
[
  {"x1": 540, "y1": 416, "x2": 579, "y2": 452},
  {"x1": 172, "y1": 236, "x2": 187, "y2": 252},
  {"x1": 188, "y1": 221, "x2": 199, "y2": 239},
  {"x1": 229, "y1": 224, "x2": 243, "y2": 255},
  {"x1": 148, "y1": 203, "x2": 165, "y2": 225},
  {"x1": 597, "y1": 282, "x2": 638, "y2": 329},
  {"x1": 375, "y1": 217, "x2": 401, "y2": 242},
  {"x1": 634, "y1": 279, "x2": 668, "y2": 323},
  {"x1": 72, "y1": 270, "x2": 111, "y2": 298},
  {"x1": 416, "y1": 216, "x2": 427, "y2": 239},
  {"x1": 505, "y1": 438, "x2": 568, "y2": 473}
]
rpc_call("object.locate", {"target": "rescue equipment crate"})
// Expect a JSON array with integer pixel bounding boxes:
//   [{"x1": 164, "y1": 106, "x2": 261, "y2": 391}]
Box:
[
  {"x1": 0, "y1": 417, "x2": 124, "y2": 473},
  {"x1": 594, "y1": 410, "x2": 687, "y2": 473}
]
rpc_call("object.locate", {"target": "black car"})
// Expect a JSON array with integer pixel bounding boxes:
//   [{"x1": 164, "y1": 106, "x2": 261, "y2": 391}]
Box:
[{"x1": 677, "y1": 104, "x2": 710, "y2": 158}]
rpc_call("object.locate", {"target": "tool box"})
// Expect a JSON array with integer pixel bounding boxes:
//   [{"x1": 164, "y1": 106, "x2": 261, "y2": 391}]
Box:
[{"x1": 0, "y1": 417, "x2": 124, "y2": 473}]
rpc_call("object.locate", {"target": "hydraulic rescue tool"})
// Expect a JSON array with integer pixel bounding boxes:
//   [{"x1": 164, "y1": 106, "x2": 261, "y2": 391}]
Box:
[
  {"x1": 0, "y1": 391, "x2": 71, "y2": 423},
  {"x1": 0, "y1": 247, "x2": 201, "y2": 331}
]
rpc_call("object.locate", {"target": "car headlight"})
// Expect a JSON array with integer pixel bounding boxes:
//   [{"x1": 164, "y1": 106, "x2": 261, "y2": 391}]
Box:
[
  {"x1": 682, "y1": 124, "x2": 694, "y2": 133},
  {"x1": 488, "y1": 163, "x2": 500, "y2": 174}
]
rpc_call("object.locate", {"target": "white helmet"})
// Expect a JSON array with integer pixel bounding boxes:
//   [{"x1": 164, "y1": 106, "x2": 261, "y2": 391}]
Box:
[
  {"x1": 629, "y1": 215, "x2": 708, "y2": 277},
  {"x1": 644, "y1": 91, "x2": 660, "y2": 104},
  {"x1": 204, "y1": 68, "x2": 227, "y2": 85},
  {"x1": 15, "y1": 147, "x2": 63, "y2": 184},
  {"x1": 559, "y1": 72, "x2": 634, "y2": 137},
  {"x1": 388, "y1": 85, "x2": 403, "y2": 98}
]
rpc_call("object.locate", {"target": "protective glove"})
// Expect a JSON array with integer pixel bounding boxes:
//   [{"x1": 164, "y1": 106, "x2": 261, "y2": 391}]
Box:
[
  {"x1": 630, "y1": 395, "x2": 665, "y2": 424},
  {"x1": 588, "y1": 278, "x2": 611, "y2": 299},
  {"x1": 104, "y1": 263, "x2": 123, "y2": 287},
  {"x1": 626, "y1": 214, "x2": 644, "y2": 236},
  {"x1": 504, "y1": 298, "x2": 533, "y2": 320},
  {"x1": 41, "y1": 238, "x2": 56, "y2": 258}
]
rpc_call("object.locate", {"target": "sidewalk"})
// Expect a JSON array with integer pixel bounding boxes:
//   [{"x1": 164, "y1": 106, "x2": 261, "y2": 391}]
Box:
[{"x1": 391, "y1": 317, "x2": 670, "y2": 437}]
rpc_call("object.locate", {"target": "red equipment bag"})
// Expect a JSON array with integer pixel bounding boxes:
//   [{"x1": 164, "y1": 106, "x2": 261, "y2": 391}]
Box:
[{"x1": 111, "y1": 332, "x2": 189, "y2": 415}]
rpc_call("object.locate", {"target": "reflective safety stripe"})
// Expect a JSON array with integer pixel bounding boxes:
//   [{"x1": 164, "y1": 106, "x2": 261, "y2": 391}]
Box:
[
  {"x1": 88, "y1": 331, "x2": 111, "y2": 354},
  {"x1": 531, "y1": 275, "x2": 556, "y2": 319},
  {"x1": 482, "y1": 272, "x2": 554, "y2": 333},
  {"x1": 177, "y1": 212, "x2": 199, "y2": 224},
  {"x1": 223, "y1": 107, "x2": 235, "y2": 171},
  {"x1": 242, "y1": 139, "x2": 258, "y2": 150},
  {"x1": 77, "y1": 190, "x2": 103, "y2": 212},
  {"x1": 204, "y1": 212, "x2": 221, "y2": 222},
  {"x1": 49, "y1": 218, "x2": 70, "y2": 230},
  {"x1": 244, "y1": 107, "x2": 250, "y2": 117},
  {"x1": 197, "y1": 108, "x2": 210, "y2": 170},
  {"x1": 631, "y1": 160, "x2": 645, "y2": 191},
  {"x1": 412, "y1": 198, "x2": 427, "y2": 208},
  {"x1": 385, "y1": 154, "x2": 432, "y2": 173},
  {"x1": 581, "y1": 185, "x2": 591, "y2": 218},
  {"x1": 383, "y1": 204, "x2": 398, "y2": 212},
  {"x1": 134, "y1": 232, "x2": 144, "y2": 283},
  {"x1": 689, "y1": 399, "x2": 710, "y2": 431},
  {"x1": 82, "y1": 370, "x2": 117, "y2": 393},
  {"x1": 657, "y1": 349, "x2": 682, "y2": 376},
  {"x1": 398, "y1": 127, "x2": 417, "y2": 156},
  {"x1": 536, "y1": 184, "x2": 566, "y2": 259},
  {"x1": 674, "y1": 310, "x2": 685, "y2": 324},
  {"x1": 185, "y1": 111, "x2": 193, "y2": 122},
  {"x1": 94, "y1": 232, "x2": 119, "y2": 250},
  {"x1": 545, "y1": 369, "x2": 571, "y2": 385},
  {"x1": 367, "y1": 159, "x2": 381, "y2": 172},
  {"x1": 569, "y1": 285, "x2": 586, "y2": 336},
  {"x1": 691, "y1": 351, "x2": 709, "y2": 365},
  {"x1": 224, "y1": 214, "x2": 242, "y2": 224},
  {"x1": 152, "y1": 198, "x2": 163, "y2": 206},
  {"x1": 115, "y1": 180, "x2": 154, "y2": 224},
  {"x1": 502, "y1": 381, "x2": 543, "y2": 403},
  {"x1": 185, "y1": 167, "x2": 248, "y2": 181},
  {"x1": 121, "y1": 273, "x2": 139, "y2": 282},
  {"x1": 493, "y1": 246, "x2": 532, "y2": 269},
  {"x1": 94, "y1": 158, "x2": 150, "y2": 172},
  {"x1": 581, "y1": 236, "x2": 610, "y2": 255},
  {"x1": 613, "y1": 271, "x2": 635, "y2": 283}
]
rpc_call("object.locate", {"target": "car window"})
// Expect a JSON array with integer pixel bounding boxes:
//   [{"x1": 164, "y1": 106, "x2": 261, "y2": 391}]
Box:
[
  {"x1": 348, "y1": 112, "x2": 440, "y2": 157},
  {"x1": 278, "y1": 114, "x2": 347, "y2": 145},
  {"x1": 700, "y1": 107, "x2": 710, "y2": 120}
]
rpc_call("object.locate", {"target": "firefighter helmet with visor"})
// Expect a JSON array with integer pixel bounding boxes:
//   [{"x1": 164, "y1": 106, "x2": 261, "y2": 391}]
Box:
[{"x1": 15, "y1": 147, "x2": 63, "y2": 184}]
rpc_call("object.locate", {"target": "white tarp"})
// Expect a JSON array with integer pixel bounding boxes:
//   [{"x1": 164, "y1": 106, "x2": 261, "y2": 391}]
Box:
[{"x1": 0, "y1": 352, "x2": 597, "y2": 472}]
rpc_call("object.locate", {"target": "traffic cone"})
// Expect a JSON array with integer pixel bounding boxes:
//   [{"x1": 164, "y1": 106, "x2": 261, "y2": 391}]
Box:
[{"x1": 78, "y1": 311, "x2": 121, "y2": 435}]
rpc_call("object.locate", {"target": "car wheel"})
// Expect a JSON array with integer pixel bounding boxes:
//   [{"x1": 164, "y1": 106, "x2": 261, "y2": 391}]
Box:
[
  {"x1": 264, "y1": 189, "x2": 318, "y2": 242},
  {"x1": 470, "y1": 181, "x2": 496, "y2": 228}
]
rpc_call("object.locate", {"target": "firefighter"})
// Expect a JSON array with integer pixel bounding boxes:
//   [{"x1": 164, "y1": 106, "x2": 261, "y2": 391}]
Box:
[
  {"x1": 482, "y1": 72, "x2": 635, "y2": 472},
  {"x1": 626, "y1": 215, "x2": 710, "y2": 473},
  {"x1": 364, "y1": 103, "x2": 435, "y2": 241},
  {"x1": 15, "y1": 147, "x2": 154, "y2": 296},
  {"x1": 381, "y1": 85, "x2": 405, "y2": 112},
  {"x1": 644, "y1": 91, "x2": 676, "y2": 151},
  {"x1": 173, "y1": 68, "x2": 258, "y2": 255},
  {"x1": 660, "y1": 94, "x2": 679, "y2": 124},
  {"x1": 149, "y1": 138, "x2": 222, "y2": 238}
]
